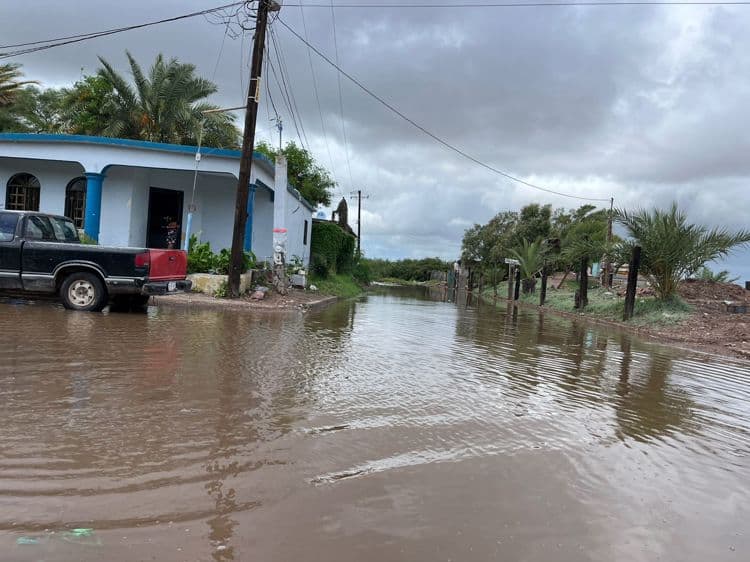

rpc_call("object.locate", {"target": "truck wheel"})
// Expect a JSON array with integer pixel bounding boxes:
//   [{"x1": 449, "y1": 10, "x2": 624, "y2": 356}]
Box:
[{"x1": 60, "y1": 272, "x2": 107, "y2": 312}]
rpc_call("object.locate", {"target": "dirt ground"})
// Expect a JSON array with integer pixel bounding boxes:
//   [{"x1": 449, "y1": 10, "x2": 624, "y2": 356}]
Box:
[
  {"x1": 644, "y1": 280, "x2": 750, "y2": 360},
  {"x1": 153, "y1": 288, "x2": 337, "y2": 312}
]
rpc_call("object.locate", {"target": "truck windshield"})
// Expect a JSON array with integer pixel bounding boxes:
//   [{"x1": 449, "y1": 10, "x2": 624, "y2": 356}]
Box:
[{"x1": 0, "y1": 213, "x2": 19, "y2": 242}]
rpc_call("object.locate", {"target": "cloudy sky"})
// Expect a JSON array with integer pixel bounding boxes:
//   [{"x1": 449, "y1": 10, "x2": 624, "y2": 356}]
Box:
[{"x1": 4, "y1": 1, "x2": 750, "y2": 279}]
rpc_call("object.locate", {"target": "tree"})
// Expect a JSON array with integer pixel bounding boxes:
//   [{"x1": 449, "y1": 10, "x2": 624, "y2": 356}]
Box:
[
  {"x1": 58, "y1": 75, "x2": 116, "y2": 136},
  {"x1": 510, "y1": 239, "x2": 544, "y2": 294},
  {"x1": 0, "y1": 63, "x2": 36, "y2": 107},
  {"x1": 96, "y1": 51, "x2": 239, "y2": 148},
  {"x1": 255, "y1": 140, "x2": 335, "y2": 207},
  {"x1": 694, "y1": 267, "x2": 740, "y2": 284},
  {"x1": 616, "y1": 203, "x2": 750, "y2": 300}
]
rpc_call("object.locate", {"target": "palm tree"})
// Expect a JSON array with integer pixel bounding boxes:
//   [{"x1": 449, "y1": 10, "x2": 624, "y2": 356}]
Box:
[
  {"x1": 616, "y1": 203, "x2": 750, "y2": 300},
  {"x1": 0, "y1": 63, "x2": 37, "y2": 107},
  {"x1": 510, "y1": 239, "x2": 544, "y2": 294},
  {"x1": 97, "y1": 51, "x2": 238, "y2": 148}
]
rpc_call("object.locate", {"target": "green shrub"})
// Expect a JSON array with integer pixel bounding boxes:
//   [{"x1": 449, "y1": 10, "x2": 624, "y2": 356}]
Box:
[
  {"x1": 187, "y1": 235, "x2": 255, "y2": 274},
  {"x1": 352, "y1": 259, "x2": 371, "y2": 284},
  {"x1": 213, "y1": 279, "x2": 229, "y2": 298},
  {"x1": 187, "y1": 235, "x2": 215, "y2": 274},
  {"x1": 310, "y1": 221, "x2": 356, "y2": 277}
]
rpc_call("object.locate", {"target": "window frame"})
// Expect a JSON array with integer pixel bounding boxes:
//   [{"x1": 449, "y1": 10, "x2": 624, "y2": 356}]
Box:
[
  {"x1": 64, "y1": 176, "x2": 87, "y2": 229},
  {"x1": 5, "y1": 173, "x2": 41, "y2": 212}
]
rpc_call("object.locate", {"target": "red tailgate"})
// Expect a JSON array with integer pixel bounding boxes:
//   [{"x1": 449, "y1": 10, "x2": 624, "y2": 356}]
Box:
[{"x1": 148, "y1": 249, "x2": 188, "y2": 281}]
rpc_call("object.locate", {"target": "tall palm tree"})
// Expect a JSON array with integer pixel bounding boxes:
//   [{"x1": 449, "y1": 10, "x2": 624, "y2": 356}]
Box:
[
  {"x1": 0, "y1": 63, "x2": 37, "y2": 107},
  {"x1": 97, "y1": 51, "x2": 238, "y2": 148},
  {"x1": 616, "y1": 203, "x2": 750, "y2": 300}
]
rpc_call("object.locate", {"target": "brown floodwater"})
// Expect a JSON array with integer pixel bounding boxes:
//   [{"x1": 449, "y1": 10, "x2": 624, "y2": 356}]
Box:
[{"x1": 0, "y1": 287, "x2": 748, "y2": 561}]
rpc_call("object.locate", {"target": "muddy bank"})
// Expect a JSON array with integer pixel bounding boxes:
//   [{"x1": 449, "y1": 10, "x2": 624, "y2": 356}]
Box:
[
  {"x1": 153, "y1": 289, "x2": 337, "y2": 312},
  {"x1": 483, "y1": 280, "x2": 750, "y2": 360}
]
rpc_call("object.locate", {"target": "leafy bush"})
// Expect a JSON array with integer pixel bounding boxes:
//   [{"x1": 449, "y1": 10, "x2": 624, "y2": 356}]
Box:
[
  {"x1": 187, "y1": 234, "x2": 255, "y2": 275},
  {"x1": 362, "y1": 257, "x2": 452, "y2": 282},
  {"x1": 352, "y1": 259, "x2": 372, "y2": 284},
  {"x1": 310, "y1": 221, "x2": 356, "y2": 277},
  {"x1": 617, "y1": 203, "x2": 750, "y2": 300},
  {"x1": 213, "y1": 279, "x2": 229, "y2": 298}
]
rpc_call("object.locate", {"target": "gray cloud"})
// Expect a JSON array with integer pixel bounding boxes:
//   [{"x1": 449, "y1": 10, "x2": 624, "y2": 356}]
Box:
[{"x1": 3, "y1": 1, "x2": 750, "y2": 277}]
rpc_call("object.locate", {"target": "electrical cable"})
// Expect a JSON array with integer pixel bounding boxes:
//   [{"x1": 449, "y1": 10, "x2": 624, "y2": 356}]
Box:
[
  {"x1": 269, "y1": 25, "x2": 311, "y2": 149},
  {"x1": 330, "y1": 1, "x2": 355, "y2": 190},
  {"x1": 0, "y1": 1, "x2": 247, "y2": 59},
  {"x1": 299, "y1": 0, "x2": 339, "y2": 186},
  {"x1": 277, "y1": 16, "x2": 611, "y2": 202}
]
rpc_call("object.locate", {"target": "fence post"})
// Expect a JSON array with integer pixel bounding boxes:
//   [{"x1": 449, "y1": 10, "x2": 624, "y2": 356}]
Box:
[
  {"x1": 576, "y1": 256, "x2": 589, "y2": 309},
  {"x1": 623, "y1": 246, "x2": 642, "y2": 321},
  {"x1": 540, "y1": 267, "x2": 548, "y2": 306}
]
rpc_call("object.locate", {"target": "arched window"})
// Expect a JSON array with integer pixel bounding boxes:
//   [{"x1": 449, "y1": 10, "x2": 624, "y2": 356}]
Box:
[
  {"x1": 64, "y1": 177, "x2": 87, "y2": 229},
  {"x1": 5, "y1": 173, "x2": 40, "y2": 211}
]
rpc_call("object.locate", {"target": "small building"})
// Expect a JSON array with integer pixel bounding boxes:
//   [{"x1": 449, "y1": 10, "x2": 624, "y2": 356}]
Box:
[{"x1": 0, "y1": 133, "x2": 314, "y2": 265}]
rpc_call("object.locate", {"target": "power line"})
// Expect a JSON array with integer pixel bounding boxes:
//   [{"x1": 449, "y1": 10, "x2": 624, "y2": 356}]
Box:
[
  {"x1": 269, "y1": 24, "x2": 311, "y2": 149},
  {"x1": 299, "y1": 0, "x2": 339, "y2": 187},
  {"x1": 266, "y1": 33, "x2": 307, "y2": 150},
  {"x1": 0, "y1": 1, "x2": 248, "y2": 60},
  {"x1": 330, "y1": 1, "x2": 356, "y2": 190},
  {"x1": 282, "y1": 1, "x2": 750, "y2": 7},
  {"x1": 277, "y1": 17, "x2": 611, "y2": 202}
]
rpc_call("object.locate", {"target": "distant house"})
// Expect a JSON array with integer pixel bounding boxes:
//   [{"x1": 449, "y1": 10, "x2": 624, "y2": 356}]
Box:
[{"x1": 0, "y1": 133, "x2": 314, "y2": 265}]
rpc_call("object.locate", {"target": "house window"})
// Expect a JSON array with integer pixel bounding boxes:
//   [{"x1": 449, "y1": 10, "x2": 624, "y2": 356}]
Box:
[
  {"x1": 303, "y1": 219, "x2": 308, "y2": 245},
  {"x1": 5, "y1": 173, "x2": 40, "y2": 211},
  {"x1": 64, "y1": 177, "x2": 87, "y2": 229}
]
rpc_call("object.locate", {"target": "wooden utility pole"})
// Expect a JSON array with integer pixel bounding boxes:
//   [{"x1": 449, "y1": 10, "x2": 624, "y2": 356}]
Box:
[
  {"x1": 229, "y1": 0, "x2": 280, "y2": 298},
  {"x1": 603, "y1": 196, "x2": 614, "y2": 289},
  {"x1": 350, "y1": 190, "x2": 369, "y2": 256}
]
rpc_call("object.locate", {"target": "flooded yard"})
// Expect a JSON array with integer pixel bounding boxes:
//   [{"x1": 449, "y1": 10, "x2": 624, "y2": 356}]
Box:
[{"x1": 1, "y1": 287, "x2": 748, "y2": 561}]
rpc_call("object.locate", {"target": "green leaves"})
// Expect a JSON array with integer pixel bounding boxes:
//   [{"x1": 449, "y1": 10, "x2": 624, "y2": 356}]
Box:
[
  {"x1": 616, "y1": 203, "x2": 750, "y2": 300},
  {"x1": 255, "y1": 140, "x2": 335, "y2": 208},
  {"x1": 96, "y1": 51, "x2": 238, "y2": 147},
  {"x1": 509, "y1": 239, "x2": 544, "y2": 280}
]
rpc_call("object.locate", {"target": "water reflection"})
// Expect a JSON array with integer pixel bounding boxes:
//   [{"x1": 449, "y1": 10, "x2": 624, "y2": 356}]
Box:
[{"x1": 1, "y1": 289, "x2": 749, "y2": 561}]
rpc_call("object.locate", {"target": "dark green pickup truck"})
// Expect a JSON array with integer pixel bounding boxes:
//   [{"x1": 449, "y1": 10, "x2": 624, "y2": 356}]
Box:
[{"x1": 0, "y1": 210, "x2": 191, "y2": 311}]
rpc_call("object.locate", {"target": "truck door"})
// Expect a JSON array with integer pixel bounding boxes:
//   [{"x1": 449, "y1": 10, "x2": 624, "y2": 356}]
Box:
[{"x1": 0, "y1": 212, "x2": 22, "y2": 289}]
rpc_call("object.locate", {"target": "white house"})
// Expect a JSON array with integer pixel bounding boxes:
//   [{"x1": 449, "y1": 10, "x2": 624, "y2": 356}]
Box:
[{"x1": 0, "y1": 133, "x2": 314, "y2": 266}]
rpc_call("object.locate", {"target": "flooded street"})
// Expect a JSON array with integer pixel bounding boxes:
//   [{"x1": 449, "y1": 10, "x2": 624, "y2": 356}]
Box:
[{"x1": 1, "y1": 287, "x2": 749, "y2": 561}]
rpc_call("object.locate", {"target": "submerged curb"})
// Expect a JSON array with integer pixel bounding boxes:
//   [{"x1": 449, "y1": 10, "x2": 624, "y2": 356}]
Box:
[{"x1": 151, "y1": 292, "x2": 339, "y2": 313}]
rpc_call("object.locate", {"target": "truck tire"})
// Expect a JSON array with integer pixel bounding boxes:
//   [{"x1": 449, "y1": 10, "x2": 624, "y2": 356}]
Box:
[{"x1": 60, "y1": 272, "x2": 107, "y2": 312}]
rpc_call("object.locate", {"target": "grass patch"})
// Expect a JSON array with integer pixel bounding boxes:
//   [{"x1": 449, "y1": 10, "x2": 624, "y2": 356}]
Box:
[
  {"x1": 482, "y1": 283, "x2": 692, "y2": 327},
  {"x1": 311, "y1": 274, "x2": 364, "y2": 298}
]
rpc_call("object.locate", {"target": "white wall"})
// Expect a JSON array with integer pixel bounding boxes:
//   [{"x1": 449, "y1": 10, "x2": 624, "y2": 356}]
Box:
[
  {"x1": 199, "y1": 174, "x2": 236, "y2": 252},
  {"x1": 251, "y1": 185, "x2": 274, "y2": 264},
  {"x1": 285, "y1": 188, "x2": 314, "y2": 267},
  {"x1": 0, "y1": 158, "x2": 84, "y2": 214},
  {"x1": 99, "y1": 166, "x2": 136, "y2": 247}
]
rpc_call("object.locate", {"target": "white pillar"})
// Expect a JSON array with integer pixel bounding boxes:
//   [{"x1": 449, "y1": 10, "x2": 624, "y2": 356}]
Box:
[{"x1": 272, "y1": 155, "x2": 288, "y2": 265}]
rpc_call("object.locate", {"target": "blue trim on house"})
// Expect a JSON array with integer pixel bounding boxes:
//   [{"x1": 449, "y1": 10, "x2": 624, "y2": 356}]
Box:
[
  {"x1": 0, "y1": 133, "x2": 275, "y2": 174},
  {"x1": 83, "y1": 172, "x2": 105, "y2": 241}
]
